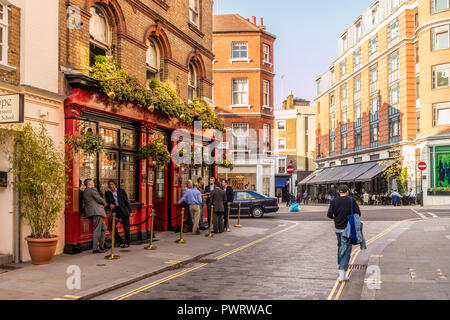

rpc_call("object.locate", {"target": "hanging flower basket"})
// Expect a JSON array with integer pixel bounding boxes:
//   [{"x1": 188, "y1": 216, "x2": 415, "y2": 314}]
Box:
[
  {"x1": 66, "y1": 130, "x2": 104, "y2": 156},
  {"x1": 137, "y1": 139, "x2": 171, "y2": 168}
]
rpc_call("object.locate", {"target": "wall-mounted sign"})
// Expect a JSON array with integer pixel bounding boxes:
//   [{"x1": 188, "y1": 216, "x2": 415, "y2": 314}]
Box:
[{"x1": 0, "y1": 94, "x2": 24, "y2": 124}]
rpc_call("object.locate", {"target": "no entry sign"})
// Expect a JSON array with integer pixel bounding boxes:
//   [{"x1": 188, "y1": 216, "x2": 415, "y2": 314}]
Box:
[
  {"x1": 287, "y1": 165, "x2": 295, "y2": 175},
  {"x1": 418, "y1": 162, "x2": 427, "y2": 171}
]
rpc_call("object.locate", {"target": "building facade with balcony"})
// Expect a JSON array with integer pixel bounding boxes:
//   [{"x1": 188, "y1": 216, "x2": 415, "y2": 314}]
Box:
[
  {"x1": 274, "y1": 93, "x2": 316, "y2": 200},
  {"x1": 213, "y1": 14, "x2": 276, "y2": 196},
  {"x1": 306, "y1": 0, "x2": 450, "y2": 205}
]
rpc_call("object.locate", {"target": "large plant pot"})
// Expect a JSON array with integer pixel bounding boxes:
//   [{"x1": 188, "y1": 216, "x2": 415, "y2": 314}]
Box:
[{"x1": 25, "y1": 236, "x2": 59, "y2": 265}]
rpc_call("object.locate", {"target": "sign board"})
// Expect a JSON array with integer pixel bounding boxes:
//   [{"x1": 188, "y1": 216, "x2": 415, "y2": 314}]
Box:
[
  {"x1": 418, "y1": 162, "x2": 427, "y2": 171},
  {"x1": 0, "y1": 94, "x2": 24, "y2": 124},
  {"x1": 287, "y1": 165, "x2": 295, "y2": 175}
]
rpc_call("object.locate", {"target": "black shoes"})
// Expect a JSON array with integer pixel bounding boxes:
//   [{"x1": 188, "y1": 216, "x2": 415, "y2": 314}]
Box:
[{"x1": 120, "y1": 243, "x2": 130, "y2": 248}]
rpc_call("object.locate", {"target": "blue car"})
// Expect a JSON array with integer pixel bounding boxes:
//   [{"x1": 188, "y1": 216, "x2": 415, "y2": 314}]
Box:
[{"x1": 228, "y1": 190, "x2": 279, "y2": 218}]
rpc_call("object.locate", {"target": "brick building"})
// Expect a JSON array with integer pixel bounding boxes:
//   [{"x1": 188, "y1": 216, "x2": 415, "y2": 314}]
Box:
[
  {"x1": 274, "y1": 92, "x2": 316, "y2": 200},
  {"x1": 213, "y1": 14, "x2": 276, "y2": 197},
  {"x1": 60, "y1": 0, "x2": 217, "y2": 253},
  {"x1": 306, "y1": 0, "x2": 450, "y2": 206},
  {"x1": 0, "y1": 0, "x2": 64, "y2": 263}
]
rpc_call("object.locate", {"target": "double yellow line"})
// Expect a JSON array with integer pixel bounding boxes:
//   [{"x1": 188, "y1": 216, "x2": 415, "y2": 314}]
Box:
[
  {"x1": 111, "y1": 222, "x2": 299, "y2": 300},
  {"x1": 327, "y1": 218, "x2": 420, "y2": 300}
]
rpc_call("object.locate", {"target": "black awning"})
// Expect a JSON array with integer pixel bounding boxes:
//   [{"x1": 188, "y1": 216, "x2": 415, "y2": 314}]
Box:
[
  {"x1": 354, "y1": 160, "x2": 395, "y2": 182},
  {"x1": 299, "y1": 170, "x2": 322, "y2": 185},
  {"x1": 339, "y1": 162, "x2": 378, "y2": 183}
]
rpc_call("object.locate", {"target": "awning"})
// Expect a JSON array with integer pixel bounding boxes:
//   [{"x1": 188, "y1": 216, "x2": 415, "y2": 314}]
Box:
[
  {"x1": 326, "y1": 164, "x2": 359, "y2": 183},
  {"x1": 307, "y1": 167, "x2": 335, "y2": 185},
  {"x1": 339, "y1": 162, "x2": 378, "y2": 183},
  {"x1": 298, "y1": 170, "x2": 322, "y2": 185},
  {"x1": 354, "y1": 160, "x2": 395, "y2": 182},
  {"x1": 275, "y1": 177, "x2": 290, "y2": 188}
]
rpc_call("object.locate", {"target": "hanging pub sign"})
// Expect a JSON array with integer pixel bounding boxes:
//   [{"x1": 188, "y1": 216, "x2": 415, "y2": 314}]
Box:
[{"x1": 0, "y1": 94, "x2": 24, "y2": 124}]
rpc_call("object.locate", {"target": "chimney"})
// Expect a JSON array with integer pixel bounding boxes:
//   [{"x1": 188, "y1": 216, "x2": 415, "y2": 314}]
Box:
[
  {"x1": 259, "y1": 17, "x2": 264, "y2": 26},
  {"x1": 252, "y1": 16, "x2": 256, "y2": 24}
]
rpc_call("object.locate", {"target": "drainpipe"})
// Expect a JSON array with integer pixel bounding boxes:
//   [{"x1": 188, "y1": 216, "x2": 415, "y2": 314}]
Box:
[{"x1": 13, "y1": 142, "x2": 21, "y2": 264}]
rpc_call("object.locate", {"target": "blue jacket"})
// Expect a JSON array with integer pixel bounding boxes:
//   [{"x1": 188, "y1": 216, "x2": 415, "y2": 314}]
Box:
[{"x1": 339, "y1": 211, "x2": 367, "y2": 258}]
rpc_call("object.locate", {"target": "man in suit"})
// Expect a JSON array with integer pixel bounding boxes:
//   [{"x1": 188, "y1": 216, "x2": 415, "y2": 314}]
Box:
[
  {"x1": 83, "y1": 179, "x2": 107, "y2": 253},
  {"x1": 204, "y1": 177, "x2": 217, "y2": 228},
  {"x1": 221, "y1": 179, "x2": 234, "y2": 230},
  {"x1": 105, "y1": 180, "x2": 132, "y2": 248},
  {"x1": 209, "y1": 184, "x2": 227, "y2": 233}
]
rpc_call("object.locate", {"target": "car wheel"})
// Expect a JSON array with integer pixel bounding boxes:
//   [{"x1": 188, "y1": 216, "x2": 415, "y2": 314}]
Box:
[{"x1": 251, "y1": 206, "x2": 264, "y2": 218}]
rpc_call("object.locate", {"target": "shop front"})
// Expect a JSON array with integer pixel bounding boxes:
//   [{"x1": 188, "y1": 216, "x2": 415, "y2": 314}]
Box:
[{"x1": 63, "y1": 75, "x2": 215, "y2": 253}]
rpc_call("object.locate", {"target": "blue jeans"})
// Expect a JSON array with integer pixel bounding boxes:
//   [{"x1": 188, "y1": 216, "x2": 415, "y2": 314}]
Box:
[{"x1": 336, "y1": 233, "x2": 352, "y2": 271}]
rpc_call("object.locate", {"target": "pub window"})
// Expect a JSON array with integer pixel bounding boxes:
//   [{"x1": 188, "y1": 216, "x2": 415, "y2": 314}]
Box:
[{"x1": 89, "y1": 5, "x2": 112, "y2": 66}]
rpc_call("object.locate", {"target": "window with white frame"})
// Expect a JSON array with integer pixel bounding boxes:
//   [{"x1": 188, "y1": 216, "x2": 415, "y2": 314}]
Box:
[
  {"x1": 330, "y1": 68, "x2": 335, "y2": 85},
  {"x1": 276, "y1": 120, "x2": 286, "y2": 131},
  {"x1": 433, "y1": 102, "x2": 450, "y2": 126},
  {"x1": 355, "y1": 20, "x2": 362, "y2": 41},
  {"x1": 388, "y1": 19, "x2": 399, "y2": 47},
  {"x1": 232, "y1": 123, "x2": 249, "y2": 150},
  {"x1": 341, "y1": 59, "x2": 347, "y2": 78},
  {"x1": 432, "y1": 25, "x2": 450, "y2": 51},
  {"x1": 263, "y1": 80, "x2": 270, "y2": 106},
  {"x1": 189, "y1": 0, "x2": 200, "y2": 27},
  {"x1": 371, "y1": 4, "x2": 379, "y2": 26},
  {"x1": 369, "y1": 35, "x2": 378, "y2": 60},
  {"x1": 370, "y1": 65, "x2": 378, "y2": 93},
  {"x1": 389, "y1": 84, "x2": 400, "y2": 115},
  {"x1": 232, "y1": 42, "x2": 248, "y2": 60},
  {"x1": 391, "y1": 0, "x2": 400, "y2": 11},
  {"x1": 278, "y1": 158, "x2": 286, "y2": 174},
  {"x1": 0, "y1": 4, "x2": 8, "y2": 65},
  {"x1": 354, "y1": 76, "x2": 362, "y2": 101},
  {"x1": 342, "y1": 33, "x2": 348, "y2": 51},
  {"x1": 354, "y1": 48, "x2": 361, "y2": 72},
  {"x1": 431, "y1": 0, "x2": 450, "y2": 14},
  {"x1": 277, "y1": 138, "x2": 286, "y2": 151},
  {"x1": 432, "y1": 63, "x2": 450, "y2": 89},
  {"x1": 146, "y1": 39, "x2": 160, "y2": 82},
  {"x1": 389, "y1": 51, "x2": 399, "y2": 83},
  {"x1": 263, "y1": 44, "x2": 270, "y2": 63},
  {"x1": 89, "y1": 5, "x2": 112, "y2": 66},
  {"x1": 232, "y1": 79, "x2": 248, "y2": 105}
]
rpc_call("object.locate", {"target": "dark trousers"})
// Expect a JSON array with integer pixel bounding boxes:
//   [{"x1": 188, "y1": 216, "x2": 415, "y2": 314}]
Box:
[
  {"x1": 213, "y1": 212, "x2": 224, "y2": 233},
  {"x1": 224, "y1": 203, "x2": 231, "y2": 230},
  {"x1": 110, "y1": 208, "x2": 130, "y2": 245},
  {"x1": 185, "y1": 203, "x2": 193, "y2": 231},
  {"x1": 207, "y1": 204, "x2": 213, "y2": 227}
]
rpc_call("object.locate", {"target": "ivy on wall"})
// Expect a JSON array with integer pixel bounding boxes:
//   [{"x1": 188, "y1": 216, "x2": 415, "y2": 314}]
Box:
[{"x1": 90, "y1": 56, "x2": 224, "y2": 131}]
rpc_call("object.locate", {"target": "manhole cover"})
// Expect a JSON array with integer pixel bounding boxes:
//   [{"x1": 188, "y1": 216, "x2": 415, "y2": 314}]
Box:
[{"x1": 348, "y1": 264, "x2": 367, "y2": 271}]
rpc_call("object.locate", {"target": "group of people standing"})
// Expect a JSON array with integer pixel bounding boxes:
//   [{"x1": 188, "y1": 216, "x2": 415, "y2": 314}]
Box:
[
  {"x1": 178, "y1": 177, "x2": 234, "y2": 235},
  {"x1": 82, "y1": 179, "x2": 132, "y2": 254}
]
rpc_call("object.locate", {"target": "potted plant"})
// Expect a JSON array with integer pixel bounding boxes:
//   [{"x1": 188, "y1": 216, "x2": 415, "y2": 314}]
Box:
[
  {"x1": 0, "y1": 123, "x2": 67, "y2": 265},
  {"x1": 137, "y1": 138, "x2": 171, "y2": 168},
  {"x1": 65, "y1": 127, "x2": 103, "y2": 156}
]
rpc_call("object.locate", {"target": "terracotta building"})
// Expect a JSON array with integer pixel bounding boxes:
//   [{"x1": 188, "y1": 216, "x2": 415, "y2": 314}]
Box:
[
  {"x1": 60, "y1": 0, "x2": 217, "y2": 253},
  {"x1": 213, "y1": 14, "x2": 276, "y2": 196},
  {"x1": 306, "y1": 0, "x2": 450, "y2": 206},
  {"x1": 274, "y1": 92, "x2": 316, "y2": 200}
]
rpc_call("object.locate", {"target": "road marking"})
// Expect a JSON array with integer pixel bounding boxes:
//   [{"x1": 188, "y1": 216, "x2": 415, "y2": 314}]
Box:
[
  {"x1": 110, "y1": 222, "x2": 299, "y2": 300},
  {"x1": 427, "y1": 212, "x2": 439, "y2": 218},
  {"x1": 112, "y1": 263, "x2": 208, "y2": 300},
  {"x1": 63, "y1": 294, "x2": 81, "y2": 299},
  {"x1": 328, "y1": 218, "x2": 421, "y2": 300},
  {"x1": 53, "y1": 298, "x2": 69, "y2": 300},
  {"x1": 411, "y1": 209, "x2": 428, "y2": 220}
]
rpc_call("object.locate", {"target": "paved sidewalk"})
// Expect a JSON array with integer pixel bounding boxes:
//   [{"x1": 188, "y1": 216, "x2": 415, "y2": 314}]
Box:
[
  {"x1": 0, "y1": 219, "x2": 285, "y2": 300},
  {"x1": 366, "y1": 218, "x2": 450, "y2": 300}
]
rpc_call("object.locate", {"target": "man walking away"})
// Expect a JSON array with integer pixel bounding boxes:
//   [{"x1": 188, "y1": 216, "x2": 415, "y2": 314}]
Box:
[
  {"x1": 83, "y1": 179, "x2": 107, "y2": 253},
  {"x1": 303, "y1": 190, "x2": 309, "y2": 205},
  {"x1": 178, "y1": 180, "x2": 203, "y2": 235},
  {"x1": 210, "y1": 185, "x2": 227, "y2": 233},
  {"x1": 105, "y1": 180, "x2": 132, "y2": 248},
  {"x1": 222, "y1": 179, "x2": 234, "y2": 231},
  {"x1": 327, "y1": 185, "x2": 364, "y2": 282},
  {"x1": 204, "y1": 177, "x2": 217, "y2": 229}
]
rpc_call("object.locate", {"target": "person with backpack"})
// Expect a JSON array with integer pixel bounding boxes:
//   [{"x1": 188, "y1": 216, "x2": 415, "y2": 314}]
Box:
[{"x1": 327, "y1": 184, "x2": 366, "y2": 282}]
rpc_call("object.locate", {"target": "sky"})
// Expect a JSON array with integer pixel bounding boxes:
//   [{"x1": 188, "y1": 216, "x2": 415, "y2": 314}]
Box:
[{"x1": 213, "y1": 0, "x2": 374, "y2": 108}]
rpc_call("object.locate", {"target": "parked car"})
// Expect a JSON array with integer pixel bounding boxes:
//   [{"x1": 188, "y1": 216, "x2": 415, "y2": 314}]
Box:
[{"x1": 227, "y1": 190, "x2": 279, "y2": 218}]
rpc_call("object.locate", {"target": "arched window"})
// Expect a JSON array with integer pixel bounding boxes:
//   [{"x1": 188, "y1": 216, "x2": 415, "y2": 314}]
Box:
[
  {"x1": 89, "y1": 5, "x2": 112, "y2": 66},
  {"x1": 146, "y1": 39, "x2": 160, "y2": 83},
  {"x1": 188, "y1": 62, "x2": 197, "y2": 101}
]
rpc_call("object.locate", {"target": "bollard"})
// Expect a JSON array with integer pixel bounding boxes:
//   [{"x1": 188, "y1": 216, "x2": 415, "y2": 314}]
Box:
[
  {"x1": 105, "y1": 212, "x2": 120, "y2": 260},
  {"x1": 144, "y1": 210, "x2": 157, "y2": 250},
  {"x1": 234, "y1": 202, "x2": 242, "y2": 228},
  {"x1": 205, "y1": 205, "x2": 215, "y2": 238},
  {"x1": 226, "y1": 203, "x2": 232, "y2": 232},
  {"x1": 176, "y1": 208, "x2": 186, "y2": 244}
]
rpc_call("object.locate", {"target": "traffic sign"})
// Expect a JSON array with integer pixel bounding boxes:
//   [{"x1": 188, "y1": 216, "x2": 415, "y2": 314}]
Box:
[
  {"x1": 287, "y1": 165, "x2": 295, "y2": 175},
  {"x1": 418, "y1": 162, "x2": 427, "y2": 171}
]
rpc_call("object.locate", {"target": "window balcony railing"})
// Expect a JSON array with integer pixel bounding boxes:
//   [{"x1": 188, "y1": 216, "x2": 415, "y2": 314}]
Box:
[
  {"x1": 370, "y1": 82, "x2": 378, "y2": 94},
  {"x1": 354, "y1": 118, "x2": 362, "y2": 128},
  {"x1": 370, "y1": 112, "x2": 379, "y2": 122},
  {"x1": 389, "y1": 71, "x2": 399, "y2": 84},
  {"x1": 354, "y1": 91, "x2": 361, "y2": 101},
  {"x1": 370, "y1": 141, "x2": 379, "y2": 148},
  {"x1": 341, "y1": 123, "x2": 348, "y2": 132},
  {"x1": 389, "y1": 136, "x2": 400, "y2": 144},
  {"x1": 354, "y1": 145, "x2": 362, "y2": 151}
]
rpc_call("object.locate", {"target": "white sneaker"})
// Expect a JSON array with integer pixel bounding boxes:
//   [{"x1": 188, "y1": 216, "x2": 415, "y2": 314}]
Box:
[{"x1": 339, "y1": 270, "x2": 349, "y2": 282}]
